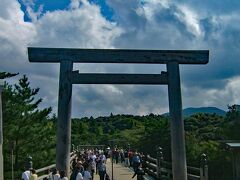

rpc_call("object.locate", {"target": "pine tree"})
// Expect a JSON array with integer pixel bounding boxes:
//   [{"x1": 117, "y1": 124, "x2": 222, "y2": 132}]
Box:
[
  {"x1": 2, "y1": 75, "x2": 55, "y2": 177},
  {"x1": 0, "y1": 72, "x2": 18, "y2": 79}
]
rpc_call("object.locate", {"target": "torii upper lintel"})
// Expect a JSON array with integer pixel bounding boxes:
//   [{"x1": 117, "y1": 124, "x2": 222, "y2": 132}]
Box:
[{"x1": 28, "y1": 47, "x2": 209, "y2": 64}]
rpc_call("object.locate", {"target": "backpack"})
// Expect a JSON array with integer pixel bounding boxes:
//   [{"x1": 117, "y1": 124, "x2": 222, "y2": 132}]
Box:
[{"x1": 133, "y1": 155, "x2": 140, "y2": 163}]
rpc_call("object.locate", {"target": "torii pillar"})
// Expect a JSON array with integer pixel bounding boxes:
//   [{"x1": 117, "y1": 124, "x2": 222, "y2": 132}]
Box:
[
  {"x1": 0, "y1": 80, "x2": 4, "y2": 180},
  {"x1": 167, "y1": 62, "x2": 186, "y2": 179},
  {"x1": 56, "y1": 61, "x2": 73, "y2": 176}
]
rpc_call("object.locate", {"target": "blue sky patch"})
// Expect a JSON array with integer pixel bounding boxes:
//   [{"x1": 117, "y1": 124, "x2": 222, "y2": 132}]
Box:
[
  {"x1": 18, "y1": 0, "x2": 114, "y2": 21},
  {"x1": 18, "y1": 0, "x2": 71, "y2": 21},
  {"x1": 90, "y1": 0, "x2": 114, "y2": 20}
]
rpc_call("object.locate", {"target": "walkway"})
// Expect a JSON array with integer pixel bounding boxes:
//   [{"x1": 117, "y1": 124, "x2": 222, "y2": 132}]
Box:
[{"x1": 95, "y1": 159, "x2": 136, "y2": 180}]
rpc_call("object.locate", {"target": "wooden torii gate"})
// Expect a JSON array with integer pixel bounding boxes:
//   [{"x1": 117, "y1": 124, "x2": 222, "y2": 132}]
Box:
[{"x1": 28, "y1": 48, "x2": 209, "y2": 180}]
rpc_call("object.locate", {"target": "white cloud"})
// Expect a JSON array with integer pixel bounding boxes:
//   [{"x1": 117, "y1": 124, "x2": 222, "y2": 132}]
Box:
[
  {"x1": 70, "y1": 0, "x2": 82, "y2": 9},
  {"x1": 0, "y1": 0, "x2": 36, "y2": 71},
  {"x1": 175, "y1": 5, "x2": 203, "y2": 38},
  {"x1": 1, "y1": 0, "x2": 240, "y2": 117},
  {"x1": 182, "y1": 76, "x2": 240, "y2": 111},
  {"x1": 0, "y1": 0, "x2": 123, "y2": 117},
  {"x1": 32, "y1": 1, "x2": 122, "y2": 48}
]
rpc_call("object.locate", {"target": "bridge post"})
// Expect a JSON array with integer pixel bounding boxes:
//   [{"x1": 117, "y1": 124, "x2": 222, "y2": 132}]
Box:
[
  {"x1": 0, "y1": 80, "x2": 4, "y2": 180},
  {"x1": 56, "y1": 61, "x2": 73, "y2": 177},
  {"x1": 200, "y1": 153, "x2": 208, "y2": 180},
  {"x1": 156, "y1": 146, "x2": 163, "y2": 179},
  {"x1": 167, "y1": 62, "x2": 187, "y2": 180}
]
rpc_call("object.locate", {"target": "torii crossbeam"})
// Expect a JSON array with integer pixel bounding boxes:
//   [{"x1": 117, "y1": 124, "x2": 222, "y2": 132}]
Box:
[{"x1": 28, "y1": 47, "x2": 209, "y2": 180}]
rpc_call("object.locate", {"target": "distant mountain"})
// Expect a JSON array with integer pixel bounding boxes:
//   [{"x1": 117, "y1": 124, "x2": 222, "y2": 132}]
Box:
[{"x1": 163, "y1": 107, "x2": 226, "y2": 117}]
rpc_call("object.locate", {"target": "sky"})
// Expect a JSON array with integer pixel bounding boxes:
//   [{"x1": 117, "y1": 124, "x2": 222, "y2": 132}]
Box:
[{"x1": 1, "y1": 0, "x2": 240, "y2": 118}]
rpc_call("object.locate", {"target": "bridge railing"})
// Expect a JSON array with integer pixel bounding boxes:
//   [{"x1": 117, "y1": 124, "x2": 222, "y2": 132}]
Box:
[
  {"x1": 35, "y1": 151, "x2": 77, "y2": 180},
  {"x1": 34, "y1": 144, "x2": 106, "y2": 179},
  {"x1": 142, "y1": 148, "x2": 208, "y2": 180}
]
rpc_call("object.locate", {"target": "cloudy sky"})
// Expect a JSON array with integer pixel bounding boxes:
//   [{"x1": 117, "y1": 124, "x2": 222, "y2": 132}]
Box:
[{"x1": 1, "y1": 0, "x2": 240, "y2": 117}]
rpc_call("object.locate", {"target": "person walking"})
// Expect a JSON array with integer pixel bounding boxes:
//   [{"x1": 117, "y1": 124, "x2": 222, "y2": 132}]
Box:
[
  {"x1": 29, "y1": 169, "x2": 38, "y2": 180},
  {"x1": 132, "y1": 167, "x2": 145, "y2": 180},
  {"x1": 22, "y1": 165, "x2": 31, "y2": 180},
  {"x1": 83, "y1": 163, "x2": 92, "y2": 180},
  {"x1": 132, "y1": 152, "x2": 141, "y2": 173},
  {"x1": 71, "y1": 161, "x2": 84, "y2": 180},
  {"x1": 89, "y1": 157, "x2": 96, "y2": 180},
  {"x1": 129, "y1": 150, "x2": 134, "y2": 166},
  {"x1": 124, "y1": 149, "x2": 129, "y2": 167},
  {"x1": 97, "y1": 160, "x2": 106, "y2": 180},
  {"x1": 49, "y1": 168, "x2": 60, "y2": 180},
  {"x1": 59, "y1": 171, "x2": 68, "y2": 180}
]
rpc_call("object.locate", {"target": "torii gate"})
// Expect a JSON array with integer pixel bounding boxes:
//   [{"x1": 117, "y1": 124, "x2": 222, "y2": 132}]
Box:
[{"x1": 28, "y1": 48, "x2": 209, "y2": 180}]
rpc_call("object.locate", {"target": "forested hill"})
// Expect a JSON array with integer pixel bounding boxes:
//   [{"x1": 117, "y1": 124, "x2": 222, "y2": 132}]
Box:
[{"x1": 163, "y1": 107, "x2": 226, "y2": 117}]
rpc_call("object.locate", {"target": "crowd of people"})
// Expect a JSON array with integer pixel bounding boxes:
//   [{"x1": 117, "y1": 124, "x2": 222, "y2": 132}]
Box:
[
  {"x1": 70, "y1": 149, "x2": 109, "y2": 180},
  {"x1": 111, "y1": 148, "x2": 144, "y2": 179},
  {"x1": 21, "y1": 147, "x2": 144, "y2": 180}
]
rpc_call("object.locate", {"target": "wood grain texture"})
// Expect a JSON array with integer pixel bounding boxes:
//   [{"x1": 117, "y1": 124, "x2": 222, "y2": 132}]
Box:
[
  {"x1": 70, "y1": 72, "x2": 168, "y2": 84},
  {"x1": 28, "y1": 47, "x2": 209, "y2": 64}
]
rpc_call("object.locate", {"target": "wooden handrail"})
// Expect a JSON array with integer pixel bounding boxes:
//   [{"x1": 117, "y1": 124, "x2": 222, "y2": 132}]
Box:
[
  {"x1": 146, "y1": 162, "x2": 157, "y2": 171},
  {"x1": 187, "y1": 166, "x2": 200, "y2": 173},
  {"x1": 35, "y1": 151, "x2": 76, "y2": 179},
  {"x1": 143, "y1": 154, "x2": 202, "y2": 179},
  {"x1": 146, "y1": 155, "x2": 157, "y2": 163},
  {"x1": 36, "y1": 164, "x2": 56, "y2": 173}
]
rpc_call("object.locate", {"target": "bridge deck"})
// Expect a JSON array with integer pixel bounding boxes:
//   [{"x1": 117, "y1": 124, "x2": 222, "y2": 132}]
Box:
[{"x1": 96, "y1": 159, "x2": 136, "y2": 180}]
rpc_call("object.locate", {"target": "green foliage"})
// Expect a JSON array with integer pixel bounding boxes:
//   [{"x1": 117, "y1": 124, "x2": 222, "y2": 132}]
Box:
[
  {"x1": 2, "y1": 75, "x2": 55, "y2": 179},
  {"x1": 0, "y1": 72, "x2": 18, "y2": 79},
  {"x1": 184, "y1": 112, "x2": 233, "y2": 179},
  {"x1": 222, "y1": 104, "x2": 240, "y2": 140}
]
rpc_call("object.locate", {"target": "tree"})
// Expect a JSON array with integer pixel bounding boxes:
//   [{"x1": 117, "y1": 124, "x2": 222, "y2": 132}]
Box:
[
  {"x1": 2, "y1": 75, "x2": 55, "y2": 178},
  {"x1": 0, "y1": 72, "x2": 18, "y2": 79},
  {"x1": 222, "y1": 104, "x2": 240, "y2": 140}
]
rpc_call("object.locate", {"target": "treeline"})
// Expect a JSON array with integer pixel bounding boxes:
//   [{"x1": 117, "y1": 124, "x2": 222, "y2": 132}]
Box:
[{"x1": 2, "y1": 73, "x2": 240, "y2": 179}]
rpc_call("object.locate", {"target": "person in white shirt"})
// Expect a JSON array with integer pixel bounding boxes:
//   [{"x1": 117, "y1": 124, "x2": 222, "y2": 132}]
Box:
[
  {"x1": 76, "y1": 172, "x2": 83, "y2": 180},
  {"x1": 90, "y1": 153, "x2": 96, "y2": 162},
  {"x1": 100, "y1": 154, "x2": 106, "y2": 163},
  {"x1": 83, "y1": 164, "x2": 92, "y2": 180},
  {"x1": 83, "y1": 170, "x2": 92, "y2": 180},
  {"x1": 49, "y1": 168, "x2": 60, "y2": 180},
  {"x1": 22, "y1": 169, "x2": 31, "y2": 180}
]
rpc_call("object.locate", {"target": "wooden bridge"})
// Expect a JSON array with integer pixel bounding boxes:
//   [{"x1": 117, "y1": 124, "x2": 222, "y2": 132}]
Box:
[
  {"x1": 34, "y1": 150, "x2": 144, "y2": 180},
  {"x1": 33, "y1": 147, "x2": 208, "y2": 180},
  {"x1": 36, "y1": 159, "x2": 139, "y2": 180}
]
